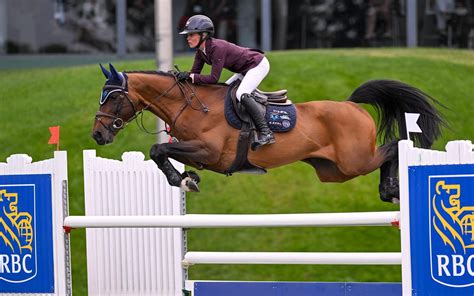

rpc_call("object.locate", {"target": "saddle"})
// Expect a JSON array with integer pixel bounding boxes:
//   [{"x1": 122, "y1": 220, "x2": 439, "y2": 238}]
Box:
[
  {"x1": 225, "y1": 83, "x2": 297, "y2": 132},
  {"x1": 255, "y1": 88, "x2": 288, "y2": 103},
  {"x1": 224, "y1": 82, "x2": 297, "y2": 176}
]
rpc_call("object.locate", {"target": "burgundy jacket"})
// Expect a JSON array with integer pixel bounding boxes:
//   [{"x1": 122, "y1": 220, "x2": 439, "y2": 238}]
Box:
[{"x1": 190, "y1": 38, "x2": 264, "y2": 84}]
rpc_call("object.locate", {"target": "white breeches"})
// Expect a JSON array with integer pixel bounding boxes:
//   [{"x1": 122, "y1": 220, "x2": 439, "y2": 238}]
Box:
[{"x1": 225, "y1": 56, "x2": 270, "y2": 101}]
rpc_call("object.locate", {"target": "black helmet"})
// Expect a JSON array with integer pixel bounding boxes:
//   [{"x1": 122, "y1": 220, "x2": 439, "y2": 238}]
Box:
[{"x1": 179, "y1": 15, "x2": 214, "y2": 35}]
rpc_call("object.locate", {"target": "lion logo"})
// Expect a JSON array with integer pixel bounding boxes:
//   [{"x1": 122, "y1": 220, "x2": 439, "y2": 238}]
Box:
[
  {"x1": 431, "y1": 178, "x2": 474, "y2": 287},
  {"x1": 0, "y1": 189, "x2": 34, "y2": 253}
]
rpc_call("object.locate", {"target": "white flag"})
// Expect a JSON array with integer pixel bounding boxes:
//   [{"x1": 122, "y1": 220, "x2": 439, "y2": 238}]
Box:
[{"x1": 405, "y1": 113, "x2": 422, "y2": 138}]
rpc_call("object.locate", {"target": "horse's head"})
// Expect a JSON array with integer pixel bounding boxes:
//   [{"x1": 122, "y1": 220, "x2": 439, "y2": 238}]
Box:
[{"x1": 92, "y1": 64, "x2": 138, "y2": 145}]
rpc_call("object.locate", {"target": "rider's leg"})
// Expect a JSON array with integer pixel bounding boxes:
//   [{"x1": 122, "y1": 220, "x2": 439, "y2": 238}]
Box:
[
  {"x1": 225, "y1": 73, "x2": 243, "y2": 85},
  {"x1": 240, "y1": 94, "x2": 275, "y2": 149},
  {"x1": 236, "y1": 57, "x2": 270, "y2": 100},
  {"x1": 237, "y1": 57, "x2": 275, "y2": 149}
]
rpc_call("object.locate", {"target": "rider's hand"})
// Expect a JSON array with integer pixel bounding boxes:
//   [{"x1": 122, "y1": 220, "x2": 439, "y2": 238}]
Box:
[{"x1": 177, "y1": 71, "x2": 190, "y2": 82}]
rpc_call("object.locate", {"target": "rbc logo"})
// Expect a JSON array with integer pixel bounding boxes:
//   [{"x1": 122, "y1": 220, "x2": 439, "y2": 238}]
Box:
[
  {"x1": 0, "y1": 188, "x2": 36, "y2": 283},
  {"x1": 0, "y1": 174, "x2": 54, "y2": 293},
  {"x1": 431, "y1": 178, "x2": 474, "y2": 287}
]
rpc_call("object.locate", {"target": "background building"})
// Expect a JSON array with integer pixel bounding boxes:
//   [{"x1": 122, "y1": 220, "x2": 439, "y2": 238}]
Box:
[{"x1": 0, "y1": 0, "x2": 473, "y2": 55}]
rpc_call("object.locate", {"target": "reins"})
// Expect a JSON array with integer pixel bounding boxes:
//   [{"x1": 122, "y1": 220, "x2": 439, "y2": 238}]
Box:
[{"x1": 170, "y1": 76, "x2": 209, "y2": 131}]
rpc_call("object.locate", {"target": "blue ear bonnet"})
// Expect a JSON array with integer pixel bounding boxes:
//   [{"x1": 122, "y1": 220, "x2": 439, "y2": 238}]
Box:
[{"x1": 99, "y1": 63, "x2": 128, "y2": 105}]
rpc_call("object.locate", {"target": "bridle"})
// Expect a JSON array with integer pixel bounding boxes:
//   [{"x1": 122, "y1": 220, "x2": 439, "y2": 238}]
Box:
[
  {"x1": 95, "y1": 72, "x2": 209, "y2": 136},
  {"x1": 95, "y1": 85, "x2": 139, "y2": 133}
]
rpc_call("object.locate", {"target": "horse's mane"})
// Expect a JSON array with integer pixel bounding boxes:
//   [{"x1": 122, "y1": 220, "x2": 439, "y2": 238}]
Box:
[
  {"x1": 124, "y1": 70, "x2": 228, "y2": 88},
  {"x1": 124, "y1": 70, "x2": 174, "y2": 77}
]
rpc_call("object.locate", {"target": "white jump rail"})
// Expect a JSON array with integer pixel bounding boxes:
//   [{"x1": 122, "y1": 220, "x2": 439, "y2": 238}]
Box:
[
  {"x1": 64, "y1": 211, "x2": 400, "y2": 229},
  {"x1": 64, "y1": 212, "x2": 401, "y2": 268},
  {"x1": 182, "y1": 251, "x2": 402, "y2": 266}
]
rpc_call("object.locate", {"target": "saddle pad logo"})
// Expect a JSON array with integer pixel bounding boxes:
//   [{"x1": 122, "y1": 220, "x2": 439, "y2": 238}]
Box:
[
  {"x1": 268, "y1": 110, "x2": 293, "y2": 130},
  {"x1": 0, "y1": 186, "x2": 36, "y2": 283},
  {"x1": 430, "y1": 176, "x2": 474, "y2": 287}
]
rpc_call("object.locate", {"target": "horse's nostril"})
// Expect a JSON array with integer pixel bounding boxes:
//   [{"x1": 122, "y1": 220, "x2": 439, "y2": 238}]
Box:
[{"x1": 92, "y1": 130, "x2": 103, "y2": 142}]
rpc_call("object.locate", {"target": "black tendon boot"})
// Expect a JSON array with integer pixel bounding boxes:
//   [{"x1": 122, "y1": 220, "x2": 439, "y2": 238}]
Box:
[{"x1": 241, "y1": 93, "x2": 275, "y2": 150}]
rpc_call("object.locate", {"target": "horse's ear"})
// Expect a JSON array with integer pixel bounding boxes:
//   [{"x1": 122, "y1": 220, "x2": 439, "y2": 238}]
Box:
[
  {"x1": 109, "y1": 63, "x2": 121, "y2": 81},
  {"x1": 100, "y1": 64, "x2": 111, "y2": 79}
]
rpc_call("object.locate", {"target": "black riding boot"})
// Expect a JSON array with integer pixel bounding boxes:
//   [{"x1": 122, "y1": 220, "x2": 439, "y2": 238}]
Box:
[{"x1": 241, "y1": 93, "x2": 275, "y2": 150}]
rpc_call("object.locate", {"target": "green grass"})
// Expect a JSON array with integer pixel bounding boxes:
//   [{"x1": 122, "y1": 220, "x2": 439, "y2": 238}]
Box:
[{"x1": 1, "y1": 48, "x2": 473, "y2": 295}]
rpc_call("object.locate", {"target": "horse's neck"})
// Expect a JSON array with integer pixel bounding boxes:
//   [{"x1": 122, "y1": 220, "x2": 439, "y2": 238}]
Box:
[
  {"x1": 129, "y1": 73, "x2": 228, "y2": 126},
  {"x1": 128, "y1": 73, "x2": 185, "y2": 124}
]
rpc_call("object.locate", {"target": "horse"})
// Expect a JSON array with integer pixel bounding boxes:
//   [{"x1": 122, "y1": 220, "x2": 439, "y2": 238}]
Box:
[{"x1": 92, "y1": 64, "x2": 445, "y2": 203}]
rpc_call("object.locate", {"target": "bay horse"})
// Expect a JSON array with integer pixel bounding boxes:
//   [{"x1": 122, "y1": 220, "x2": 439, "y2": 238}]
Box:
[{"x1": 92, "y1": 64, "x2": 445, "y2": 203}]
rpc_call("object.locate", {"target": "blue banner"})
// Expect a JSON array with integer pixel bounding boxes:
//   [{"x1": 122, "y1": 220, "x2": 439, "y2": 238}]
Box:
[
  {"x1": 409, "y1": 164, "x2": 474, "y2": 295},
  {"x1": 0, "y1": 174, "x2": 54, "y2": 293},
  {"x1": 193, "y1": 281, "x2": 402, "y2": 296}
]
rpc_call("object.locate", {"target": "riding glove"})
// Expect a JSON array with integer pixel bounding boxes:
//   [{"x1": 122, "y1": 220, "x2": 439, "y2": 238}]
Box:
[{"x1": 177, "y1": 71, "x2": 190, "y2": 82}]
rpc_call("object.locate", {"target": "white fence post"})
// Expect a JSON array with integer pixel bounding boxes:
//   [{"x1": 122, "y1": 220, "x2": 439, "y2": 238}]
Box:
[
  {"x1": 82, "y1": 150, "x2": 185, "y2": 296},
  {"x1": 0, "y1": 152, "x2": 70, "y2": 295},
  {"x1": 399, "y1": 140, "x2": 474, "y2": 295}
]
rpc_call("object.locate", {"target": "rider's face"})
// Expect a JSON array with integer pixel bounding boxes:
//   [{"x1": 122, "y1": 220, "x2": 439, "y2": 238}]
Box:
[{"x1": 186, "y1": 33, "x2": 200, "y2": 49}]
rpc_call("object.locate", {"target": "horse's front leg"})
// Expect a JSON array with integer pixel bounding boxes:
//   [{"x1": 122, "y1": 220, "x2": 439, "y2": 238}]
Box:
[{"x1": 149, "y1": 140, "x2": 214, "y2": 192}]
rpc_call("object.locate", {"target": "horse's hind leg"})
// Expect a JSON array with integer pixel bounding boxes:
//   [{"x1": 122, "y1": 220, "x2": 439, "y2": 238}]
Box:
[
  {"x1": 305, "y1": 140, "x2": 400, "y2": 203},
  {"x1": 303, "y1": 158, "x2": 356, "y2": 183},
  {"x1": 378, "y1": 140, "x2": 400, "y2": 203}
]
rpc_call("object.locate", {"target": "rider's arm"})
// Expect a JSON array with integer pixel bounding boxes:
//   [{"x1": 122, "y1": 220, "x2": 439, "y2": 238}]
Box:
[
  {"x1": 192, "y1": 57, "x2": 225, "y2": 84},
  {"x1": 190, "y1": 51, "x2": 205, "y2": 79},
  {"x1": 191, "y1": 41, "x2": 226, "y2": 84}
]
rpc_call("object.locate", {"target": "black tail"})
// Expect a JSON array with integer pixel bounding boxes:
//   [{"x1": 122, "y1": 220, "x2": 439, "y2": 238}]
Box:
[{"x1": 348, "y1": 80, "x2": 447, "y2": 148}]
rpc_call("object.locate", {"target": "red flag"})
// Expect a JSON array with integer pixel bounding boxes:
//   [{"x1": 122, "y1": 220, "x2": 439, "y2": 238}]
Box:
[{"x1": 48, "y1": 126, "x2": 60, "y2": 150}]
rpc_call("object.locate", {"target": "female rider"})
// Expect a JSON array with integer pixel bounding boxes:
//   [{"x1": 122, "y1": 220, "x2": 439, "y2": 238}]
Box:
[{"x1": 176, "y1": 14, "x2": 275, "y2": 150}]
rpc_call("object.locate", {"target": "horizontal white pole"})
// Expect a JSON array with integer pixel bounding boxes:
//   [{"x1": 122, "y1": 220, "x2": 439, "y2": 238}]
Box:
[
  {"x1": 64, "y1": 211, "x2": 400, "y2": 229},
  {"x1": 182, "y1": 252, "x2": 402, "y2": 266}
]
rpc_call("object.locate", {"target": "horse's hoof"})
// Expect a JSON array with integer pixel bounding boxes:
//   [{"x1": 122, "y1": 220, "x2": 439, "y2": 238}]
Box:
[
  {"x1": 379, "y1": 179, "x2": 400, "y2": 203},
  {"x1": 181, "y1": 170, "x2": 200, "y2": 184},
  {"x1": 181, "y1": 177, "x2": 200, "y2": 192}
]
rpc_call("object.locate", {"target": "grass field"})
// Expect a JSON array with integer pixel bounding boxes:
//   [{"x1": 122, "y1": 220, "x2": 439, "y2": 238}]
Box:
[{"x1": 1, "y1": 48, "x2": 473, "y2": 295}]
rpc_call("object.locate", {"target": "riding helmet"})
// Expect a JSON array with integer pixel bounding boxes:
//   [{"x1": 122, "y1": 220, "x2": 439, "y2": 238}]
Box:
[{"x1": 179, "y1": 15, "x2": 214, "y2": 36}]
